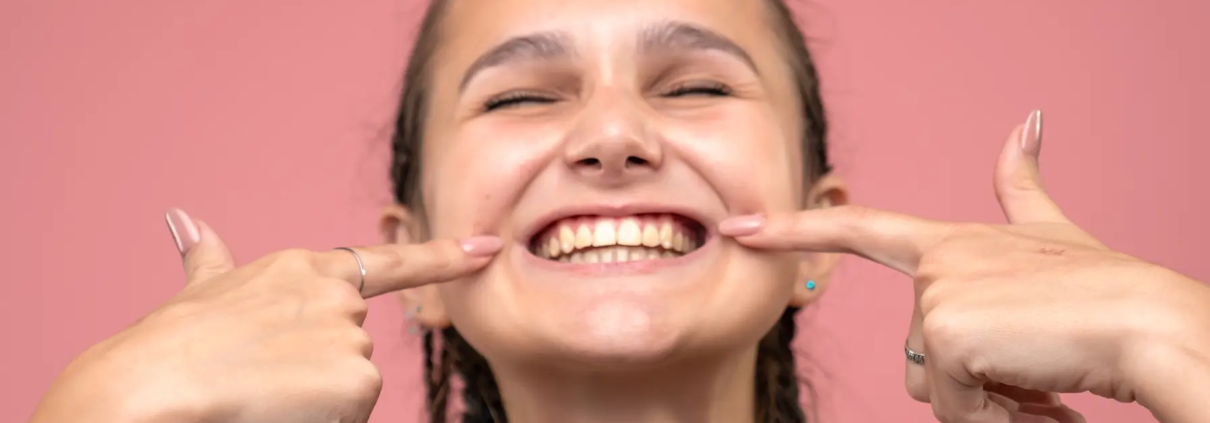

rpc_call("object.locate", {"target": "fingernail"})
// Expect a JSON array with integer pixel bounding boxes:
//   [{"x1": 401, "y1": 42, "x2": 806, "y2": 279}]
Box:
[
  {"x1": 718, "y1": 215, "x2": 766, "y2": 237},
  {"x1": 1020, "y1": 109, "x2": 1043, "y2": 157},
  {"x1": 459, "y1": 236, "x2": 503, "y2": 256},
  {"x1": 165, "y1": 208, "x2": 201, "y2": 255}
]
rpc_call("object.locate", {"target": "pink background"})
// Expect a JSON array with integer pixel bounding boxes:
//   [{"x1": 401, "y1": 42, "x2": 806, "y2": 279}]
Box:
[{"x1": 3, "y1": 0, "x2": 1207, "y2": 422}]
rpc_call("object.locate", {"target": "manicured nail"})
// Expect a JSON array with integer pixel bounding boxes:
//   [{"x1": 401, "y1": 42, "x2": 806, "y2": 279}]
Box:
[
  {"x1": 1020, "y1": 110, "x2": 1043, "y2": 157},
  {"x1": 718, "y1": 215, "x2": 766, "y2": 237},
  {"x1": 165, "y1": 208, "x2": 201, "y2": 255},
  {"x1": 459, "y1": 236, "x2": 503, "y2": 256}
]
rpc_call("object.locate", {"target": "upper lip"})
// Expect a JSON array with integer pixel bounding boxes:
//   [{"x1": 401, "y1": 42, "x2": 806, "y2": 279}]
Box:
[{"x1": 519, "y1": 202, "x2": 716, "y2": 244}]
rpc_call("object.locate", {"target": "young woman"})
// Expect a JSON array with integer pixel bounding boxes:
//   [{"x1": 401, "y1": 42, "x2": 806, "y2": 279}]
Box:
[{"x1": 29, "y1": 0, "x2": 1210, "y2": 422}]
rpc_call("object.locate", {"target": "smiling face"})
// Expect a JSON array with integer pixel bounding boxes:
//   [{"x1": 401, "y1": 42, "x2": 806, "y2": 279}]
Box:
[{"x1": 389, "y1": 0, "x2": 843, "y2": 368}]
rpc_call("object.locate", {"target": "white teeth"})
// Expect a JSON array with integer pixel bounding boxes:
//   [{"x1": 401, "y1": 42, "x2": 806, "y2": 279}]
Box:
[
  {"x1": 559, "y1": 225, "x2": 575, "y2": 253},
  {"x1": 629, "y1": 247, "x2": 646, "y2": 261},
  {"x1": 659, "y1": 220, "x2": 673, "y2": 249},
  {"x1": 616, "y1": 247, "x2": 630, "y2": 262},
  {"x1": 592, "y1": 220, "x2": 616, "y2": 247},
  {"x1": 535, "y1": 216, "x2": 701, "y2": 262},
  {"x1": 633, "y1": 247, "x2": 649, "y2": 260},
  {"x1": 575, "y1": 225, "x2": 592, "y2": 249},
  {"x1": 618, "y1": 218, "x2": 642, "y2": 246},
  {"x1": 641, "y1": 223, "x2": 660, "y2": 247}
]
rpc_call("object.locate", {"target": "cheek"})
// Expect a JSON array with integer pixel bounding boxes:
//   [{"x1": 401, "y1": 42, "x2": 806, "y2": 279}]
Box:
[
  {"x1": 719, "y1": 249, "x2": 800, "y2": 309},
  {"x1": 663, "y1": 104, "x2": 802, "y2": 214},
  {"x1": 422, "y1": 124, "x2": 561, "y2": 238}
]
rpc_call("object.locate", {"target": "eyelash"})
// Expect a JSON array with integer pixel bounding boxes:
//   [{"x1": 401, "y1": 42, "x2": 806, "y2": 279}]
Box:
[
  {"x1": 483, "y1": 91, "x2": 556, "y2": 111},
  {"x1": 481, "y1": 81, "x2": 733, "y2": 112},
  {"x1": 662, "y1": 81, "x2": 733, "y2": 98}
]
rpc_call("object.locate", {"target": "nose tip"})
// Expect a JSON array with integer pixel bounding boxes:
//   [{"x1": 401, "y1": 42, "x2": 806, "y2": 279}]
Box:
[
  {"x1": 566, "y1": 136, "x2": 663, "y2": 182},
  {"x1": 562, "y1": 90, "x2": 663, "y2": 185}
]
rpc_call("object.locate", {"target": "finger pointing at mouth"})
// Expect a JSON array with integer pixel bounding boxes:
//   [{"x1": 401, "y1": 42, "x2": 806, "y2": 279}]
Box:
[{"x1": 718, "y1": 207, "x2": 954, "y2": 276}]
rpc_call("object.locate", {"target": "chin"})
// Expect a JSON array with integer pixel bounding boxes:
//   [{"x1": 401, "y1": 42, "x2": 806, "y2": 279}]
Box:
[
  {"x1": 524, "y1": 287, "x2": 785, "y2": 372},
  {"x1": 544, "y1": 297, "x2": 688, "y2": 369},
  {"x1": 469, "y1": 272, "x2": 792, "y2": 373}
]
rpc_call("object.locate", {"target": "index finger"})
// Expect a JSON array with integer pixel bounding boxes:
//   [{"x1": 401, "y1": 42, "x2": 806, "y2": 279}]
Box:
[
  {"x1": 317, "y1": 236, "x2": 502, "y2": 298},
  {"x1": 718, "y1": 205, "x2": 952, "y2": 275}
]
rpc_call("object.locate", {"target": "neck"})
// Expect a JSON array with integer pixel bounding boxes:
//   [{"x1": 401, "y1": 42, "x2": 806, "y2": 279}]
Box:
[{"x1": 493, "y1": 347, "x2": 758, "y2": 423}]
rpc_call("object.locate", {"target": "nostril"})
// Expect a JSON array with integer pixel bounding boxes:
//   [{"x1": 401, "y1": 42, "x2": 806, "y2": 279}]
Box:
[
  {"x1": 625, "y1": 156, "x2": 647, "y2": 167},
  {"x1": 578, "y1": 158, "x2": 602, "y2": 169}
]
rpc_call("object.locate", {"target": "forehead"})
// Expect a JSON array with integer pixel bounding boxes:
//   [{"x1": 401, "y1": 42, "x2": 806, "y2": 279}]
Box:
[{"x1": 436, "y1": 0, "x2": 779, "y2": 68}]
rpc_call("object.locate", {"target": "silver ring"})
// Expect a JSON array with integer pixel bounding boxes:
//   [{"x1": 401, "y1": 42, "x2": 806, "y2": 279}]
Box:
[
  {"x1": 333, "y1": 247, "x2": 366, "y2": 294},
  {"x1": 905, "y1": 341, "x2": 926, "y2": 365}
]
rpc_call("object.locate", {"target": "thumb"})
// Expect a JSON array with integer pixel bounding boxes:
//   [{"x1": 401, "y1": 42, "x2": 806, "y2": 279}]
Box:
[
  {"x1": 993, "y1": 110, "x2": 1068, "y2": 224},
  {"x1": 165, "y1": 208, "x2": 234, "y2": 284}
]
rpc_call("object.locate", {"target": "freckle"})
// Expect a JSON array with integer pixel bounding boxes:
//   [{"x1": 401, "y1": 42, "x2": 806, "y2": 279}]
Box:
[{"x1": 1039, "y1": 247, "x2": 1065, "y2": 256}]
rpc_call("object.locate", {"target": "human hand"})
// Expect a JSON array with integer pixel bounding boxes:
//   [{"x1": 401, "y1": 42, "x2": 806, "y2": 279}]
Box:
[
  {"x1": 29, "y1": 209, "x2": 501, "y2": 423},
  {"x1": 719, "y1": 111, "x2": 1210, "y2": 422}
]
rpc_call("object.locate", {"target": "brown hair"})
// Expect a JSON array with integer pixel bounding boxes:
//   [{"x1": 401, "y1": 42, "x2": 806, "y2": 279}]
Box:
[{"x1": 389, "y1": 0, "x2": 831, "y2": 421}]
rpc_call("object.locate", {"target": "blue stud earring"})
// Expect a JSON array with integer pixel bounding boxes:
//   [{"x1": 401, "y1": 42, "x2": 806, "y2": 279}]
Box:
[
  {"x1": 805, "y1": 280, "x2": 816, "y2": 291},
  {"x1": 406, "y1": 305, "x2": 425, "y2": 335}
]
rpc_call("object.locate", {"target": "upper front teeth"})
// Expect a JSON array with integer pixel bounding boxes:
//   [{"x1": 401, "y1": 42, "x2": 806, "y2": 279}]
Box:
[
  {"x1": 575, "y1": 226, "x2": 592, "y2": 249},
  {"x1": 592, "y1": 220, "x2": 616, "y2": 246},
  {"x1": 535, "y1": 215, "x2": 699, "y2": 261}
]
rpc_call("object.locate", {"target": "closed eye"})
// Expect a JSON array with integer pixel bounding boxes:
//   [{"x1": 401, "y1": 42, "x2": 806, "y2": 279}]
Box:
[
  {"x1": 483, "y1": 82, "x2": 732, "y2": 112},
  {"x1": 662, "y1": 82, "x2": 732, "y2": 98},
  {"x1": 483, "y1": 92, "x2": 557, "y2": 112}
]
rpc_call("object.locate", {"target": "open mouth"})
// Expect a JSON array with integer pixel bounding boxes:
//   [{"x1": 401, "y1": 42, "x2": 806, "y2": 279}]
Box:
[{"x1": 528, "y1": 214, "x2": 707, "y2": 263}]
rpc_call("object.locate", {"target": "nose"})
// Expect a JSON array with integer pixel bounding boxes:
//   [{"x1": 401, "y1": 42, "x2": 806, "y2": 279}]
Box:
[{"x1": 563, "y1": 94, "x2": 663, "y2": 186}]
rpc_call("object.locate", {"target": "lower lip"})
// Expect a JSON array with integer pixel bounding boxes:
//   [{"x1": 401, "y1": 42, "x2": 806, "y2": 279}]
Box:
[{"x1": 518, "y1": 239, "x2": 714, "y2": 276}]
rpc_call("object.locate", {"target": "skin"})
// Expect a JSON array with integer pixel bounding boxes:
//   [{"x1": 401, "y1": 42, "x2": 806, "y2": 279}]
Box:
[
  {"x1": 27, "y1": 0, "x2": 1210, "y2": 422},
  {"x1": 388, "y1": 1, "x2": 841, "y2": 420},
  {"x1": 722, "y1": 115, "x2": 1210, "y2": 423}
]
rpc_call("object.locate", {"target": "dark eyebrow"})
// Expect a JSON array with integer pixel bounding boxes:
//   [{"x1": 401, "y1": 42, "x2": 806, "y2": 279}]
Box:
[
  {"x1": 639, "y1": 21, "x2": 759, "y2": 74},
  {"x1": 458, "y1": 31, "x2": 574, "y2": 92}
]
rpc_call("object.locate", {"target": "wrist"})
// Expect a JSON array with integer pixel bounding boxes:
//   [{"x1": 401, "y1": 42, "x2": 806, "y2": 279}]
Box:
[
  {"x1": 32, "y1": 348, "x2": 213, "y2": 423},
  {"x1": 31, "y1": 380, "x2": 207, "y2": 423},
  {"x1": 1127, "y1": 343, "x2": 1210, "y2": 423},
  {"x1": 1120, "y1": 272, "x2": 1210, "y2": 422}
]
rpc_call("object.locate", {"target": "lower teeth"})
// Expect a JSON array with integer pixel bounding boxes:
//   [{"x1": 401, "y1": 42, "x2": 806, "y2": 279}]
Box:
[{"x1": 553, "y1": 246, "x2": 680, "y2": 263}]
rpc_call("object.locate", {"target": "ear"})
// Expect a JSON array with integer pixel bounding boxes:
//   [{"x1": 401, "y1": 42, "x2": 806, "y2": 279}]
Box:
[
  {"x1": 788, "y1": 173, "x2": 849, "y2": 307},
  {"x1": 381, "y1": 204, "x2": 452, "y2": 329}
]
